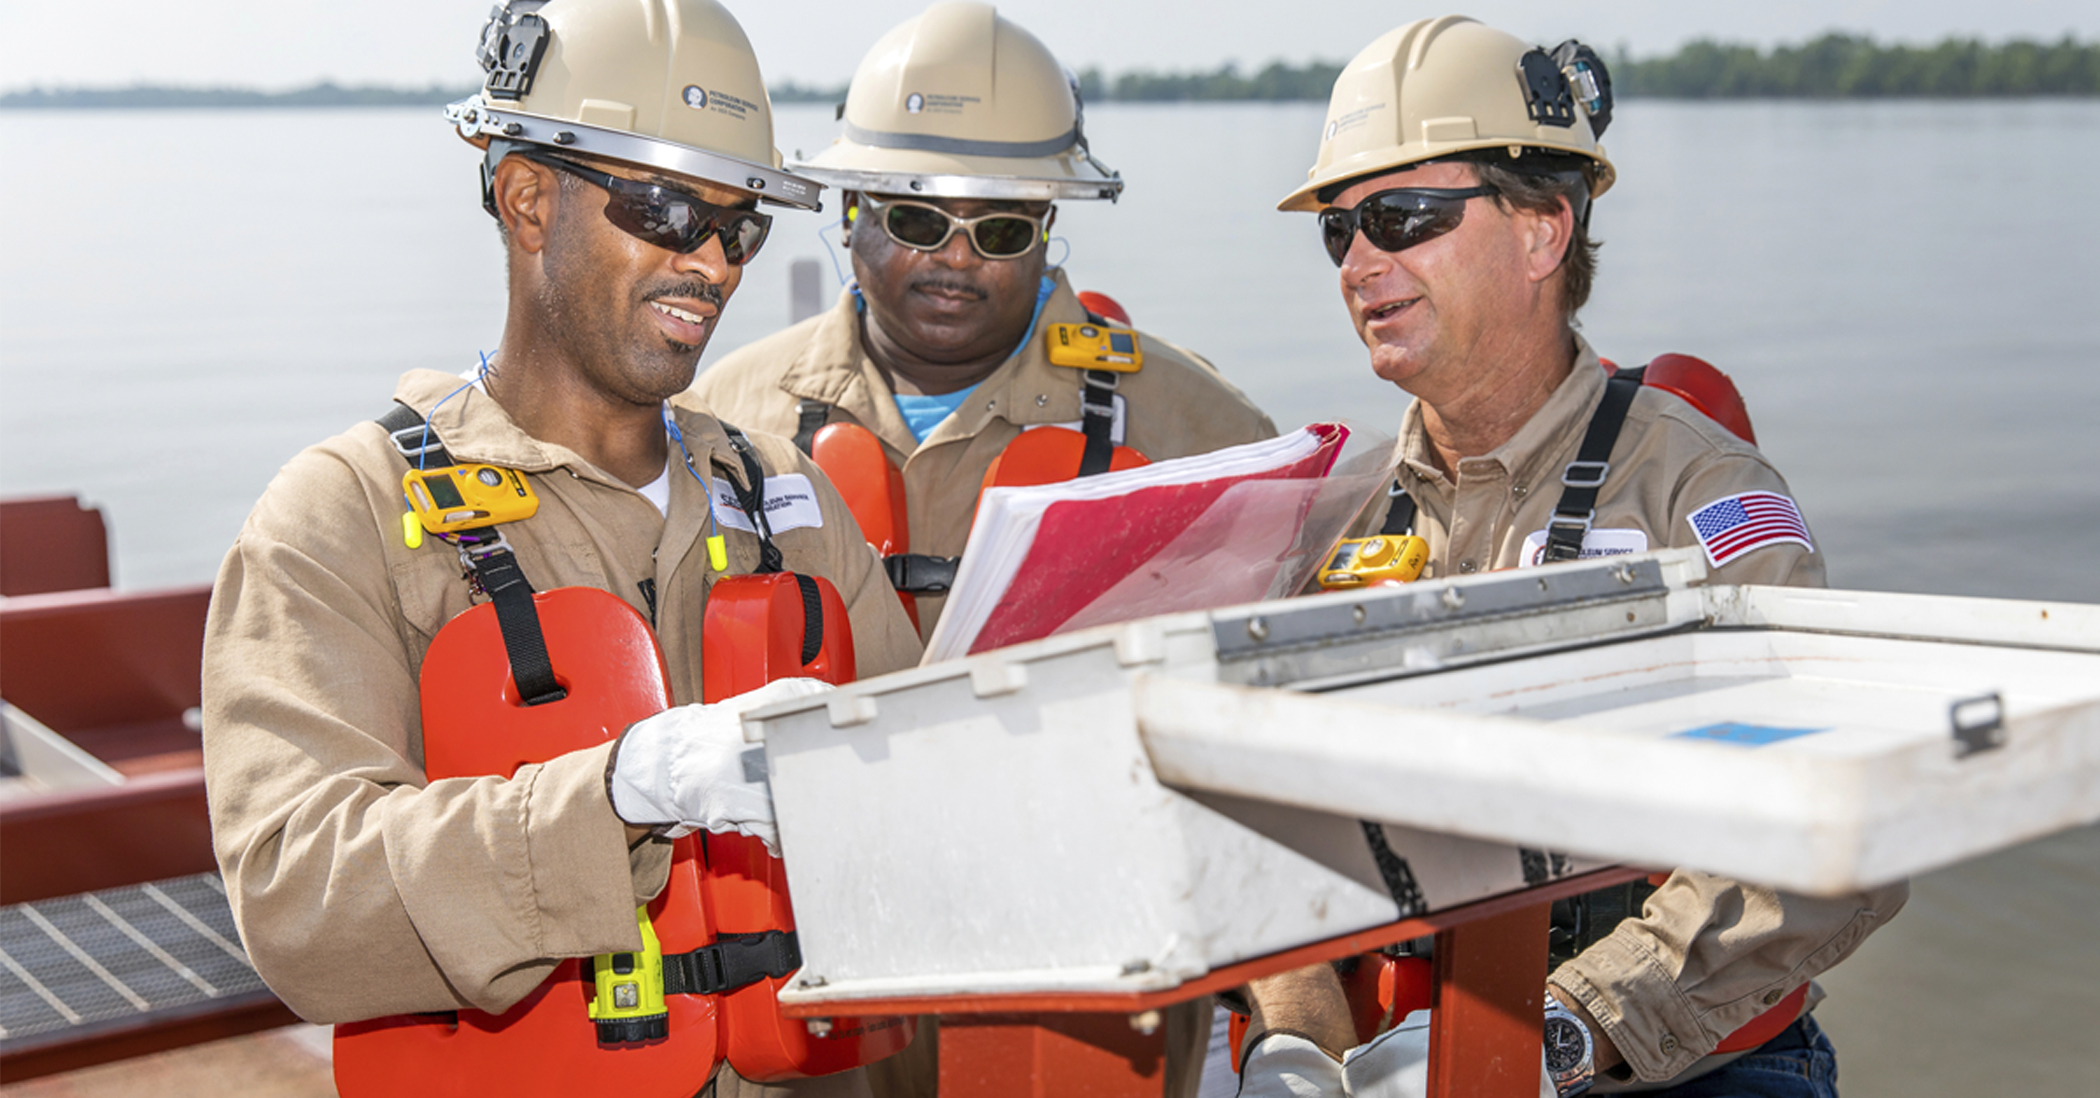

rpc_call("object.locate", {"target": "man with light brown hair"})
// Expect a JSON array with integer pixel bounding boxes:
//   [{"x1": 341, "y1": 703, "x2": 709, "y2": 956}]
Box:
[{"x1": 1237, "y1": 16, "x2": 1904, "y2": 1098}]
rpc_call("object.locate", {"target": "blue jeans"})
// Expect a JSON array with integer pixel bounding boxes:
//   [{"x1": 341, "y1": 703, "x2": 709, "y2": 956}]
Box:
[{"x1": 1647, "y1": 1014, "x2": 1839, "y2": 1098}]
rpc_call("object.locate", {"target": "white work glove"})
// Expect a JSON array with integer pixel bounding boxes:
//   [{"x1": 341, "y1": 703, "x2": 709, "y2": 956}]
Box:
[{"x1": 605, "y1": 678, "x2": 834, "y2": 854}]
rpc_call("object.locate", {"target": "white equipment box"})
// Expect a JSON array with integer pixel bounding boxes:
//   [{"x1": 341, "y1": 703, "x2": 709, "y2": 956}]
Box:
[{"x1": 745, "y1": 548, "x2": 2100, "y2": 1007}]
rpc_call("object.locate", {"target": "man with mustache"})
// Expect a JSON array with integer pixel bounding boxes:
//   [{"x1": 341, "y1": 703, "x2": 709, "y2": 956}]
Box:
[
  {"x1": 1229, "y1": 17, "x2": 1904, "y2": 1098},
  {"x1": 689, "y1": 1, "x2": 1275, "y2": 646},
  {"x1": 201, "y1": 3, "x2": 918, "y2": 1095}
]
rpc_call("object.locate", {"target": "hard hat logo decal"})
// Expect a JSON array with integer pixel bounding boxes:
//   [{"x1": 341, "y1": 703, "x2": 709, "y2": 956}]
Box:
[
  {"x1": 678, "y1": 86, "x2": 756, "y2": 121},
  {"x1": 906, "y1": 93, "x2": 925, "y2": 114},
  {"x1": 1328, "y1": 103, "x2": 1386, "y2": 141}
]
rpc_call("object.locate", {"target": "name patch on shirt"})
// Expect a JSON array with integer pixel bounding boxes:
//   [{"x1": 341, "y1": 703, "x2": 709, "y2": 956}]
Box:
[
  {"x1": 1519, "y1": 527, "x2": 1648, "y2": 567},
  {"x1": 1686, "y1": 491, "x2": 1812, "y2": 568},
  {"x1": 710, "y1": 473, "x2": 825, "y2": 536}
]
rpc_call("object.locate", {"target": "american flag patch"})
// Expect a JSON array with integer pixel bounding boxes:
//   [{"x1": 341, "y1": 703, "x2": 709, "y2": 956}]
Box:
[{"x1": 1686, "y1": 491, "x2": 1813, "y2": 568}]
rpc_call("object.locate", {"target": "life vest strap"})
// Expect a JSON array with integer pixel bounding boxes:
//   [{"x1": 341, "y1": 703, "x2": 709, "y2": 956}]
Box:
[
  {"x1": 1379, "y1": 482, "x2": 1418, "y2": 537},
  {"x1": 1078, "y1": 369, "x2": 1119, "y2": 477},
  {"x1": 1544, "y1": 366, "x2": 1646, "y2": 564},
  {"x1": 714, "y1": 424, "x2": 785, "y2": 575},
  {"x1": 661, "y1": 930, "x2": 802, "y2": 997},
  {"x1": 377, "y1": 403, "x2": 565, "y2": 706},
  {"x1": 884, "y1": 553, "x2": 959, "y2": 596},
  {"x1": 792, "y1": 400, "x2": 830, "y2": 456}
]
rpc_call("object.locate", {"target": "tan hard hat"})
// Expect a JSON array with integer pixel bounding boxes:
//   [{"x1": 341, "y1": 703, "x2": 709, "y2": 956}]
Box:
[
  {"x1": 794, "y1": 1, "x2": 1121, "y2": 202},
  {"x1": 443, "y1": 0, "x2": 820, "y2": 210},
  {"x1": 1277, "y1": 15, "x2": 1616, "y2": 213}
]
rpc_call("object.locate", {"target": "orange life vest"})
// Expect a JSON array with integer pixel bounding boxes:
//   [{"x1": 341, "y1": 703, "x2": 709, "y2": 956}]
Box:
[{"x1": 337, "y1": 414, "x2": 910, "y2": 1095}]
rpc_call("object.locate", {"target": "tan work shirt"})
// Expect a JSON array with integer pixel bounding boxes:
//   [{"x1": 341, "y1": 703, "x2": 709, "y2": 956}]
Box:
[
  {"x1": 203, "y1": 372, "x2": 920, "y2": 1058},
  {"x1": 686, "y1": 269, "x2": 1278, "y2": 642},
  {"x1": 1359, "y1": 338, "x2": 1903, "y2": 1083}
]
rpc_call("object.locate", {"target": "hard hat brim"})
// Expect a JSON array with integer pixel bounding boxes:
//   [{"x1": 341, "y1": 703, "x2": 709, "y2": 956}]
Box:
[
  {"x1": 1277, "y1": 139, "x2": 1615, "y2": 213},
  {"x1": 794, "y1": 137, "x2": 1122, "y2": 203},
  {"x1": 448, "y1": 95, "x2": 824, "y2": 211}
]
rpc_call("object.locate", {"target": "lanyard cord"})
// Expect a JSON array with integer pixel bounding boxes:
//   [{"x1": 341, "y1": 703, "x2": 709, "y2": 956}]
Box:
[{"x1": 662, "y1": 404, "x2": 730, "y2": 572}]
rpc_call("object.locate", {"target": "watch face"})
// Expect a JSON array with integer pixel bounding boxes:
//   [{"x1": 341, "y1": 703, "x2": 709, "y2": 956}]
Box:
[{"x1": 1544, "y1": 1016, "x2": 1588, "y2": 1074}]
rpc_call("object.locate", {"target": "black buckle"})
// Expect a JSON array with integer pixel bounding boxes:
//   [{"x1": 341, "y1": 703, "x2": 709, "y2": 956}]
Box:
[
  {"x1": 885, "y1": 553, "x2": 960, "y2": 595},
  {"x1": 662, "y1": 931, "x2": 802, "y2": 997}
]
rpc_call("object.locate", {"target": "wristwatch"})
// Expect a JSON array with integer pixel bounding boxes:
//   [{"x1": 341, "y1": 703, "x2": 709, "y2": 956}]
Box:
[{"x1": 1543, "y1": 998, "x2": 1595, "y2": 1097}]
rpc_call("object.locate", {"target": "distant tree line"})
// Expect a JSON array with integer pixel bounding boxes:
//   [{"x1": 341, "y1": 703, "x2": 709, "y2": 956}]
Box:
[
  {"x1": 1615, "y1": 34, "x2": 2098, "y2": 97},
  {"x1": 5, "y1": 35, "x2": 2093, "y2": 109},
  {"x1": 1078, "y1": 35, "x2": 2097, "y2": 102}
]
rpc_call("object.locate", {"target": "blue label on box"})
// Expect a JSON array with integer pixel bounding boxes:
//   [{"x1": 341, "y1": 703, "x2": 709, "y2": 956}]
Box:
[{"x1": 1670, "y1": 722, "x2": 1829, "y2": 747}]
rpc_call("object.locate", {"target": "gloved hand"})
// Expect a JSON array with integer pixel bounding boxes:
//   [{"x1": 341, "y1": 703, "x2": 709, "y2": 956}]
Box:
[{"x1": 605, "y1": 678, "x2": 834, "y2": 854}]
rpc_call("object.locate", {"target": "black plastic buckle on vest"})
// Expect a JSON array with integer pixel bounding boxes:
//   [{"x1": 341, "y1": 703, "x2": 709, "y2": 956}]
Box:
[
  {"x1": 1540, "y1": 366, "x2": 1645, "y2": 564},
  {"x1": 660, "y1": 930, "x2": 802, "y2": 997},
  {"x1": 885, "y1": 553, "x2": 960, "y2": 596}
]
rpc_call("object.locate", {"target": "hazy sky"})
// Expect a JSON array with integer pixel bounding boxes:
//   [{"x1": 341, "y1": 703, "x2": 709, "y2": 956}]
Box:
[{"x1": 4, "y1": 0, "x2": 2095, "y2": 91}]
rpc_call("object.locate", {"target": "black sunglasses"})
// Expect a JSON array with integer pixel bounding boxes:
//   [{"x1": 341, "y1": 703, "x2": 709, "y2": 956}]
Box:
[
  {"x1": 526, "y1": 153, "x2": 772, "y2": 266},
  {"x1": 1319, "y1": 186, "x2": 1498, "y2": 267},
  {"x1": 861, "y1": 195, "x2": 1046, "y2": 260}
]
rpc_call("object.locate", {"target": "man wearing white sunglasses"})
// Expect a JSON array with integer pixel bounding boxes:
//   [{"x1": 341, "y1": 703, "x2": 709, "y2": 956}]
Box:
[{"x1": 689, "y1": 1, "x2": 1275, "y2": 649}]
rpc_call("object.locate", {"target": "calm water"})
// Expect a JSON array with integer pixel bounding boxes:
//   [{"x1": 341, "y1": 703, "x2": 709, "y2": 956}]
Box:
[{"x1": 3, "y1": 101, "x2": 2097, "y2": 1094}]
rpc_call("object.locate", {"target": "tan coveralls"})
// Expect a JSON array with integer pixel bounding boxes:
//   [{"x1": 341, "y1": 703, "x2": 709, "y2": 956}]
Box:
[
  {"x1": 1352, "y1": 337, "x2": 1907, "y2": 1086},
  {"x1": 686, "y1": 269, "x2": 1279, "y2": 645},
  {"x1": 689, "y1": 271, "x2": 1275, "y2": 1096},
  {"x1": 203, "y1": 371, "x2": 922, "y2": 1098}
]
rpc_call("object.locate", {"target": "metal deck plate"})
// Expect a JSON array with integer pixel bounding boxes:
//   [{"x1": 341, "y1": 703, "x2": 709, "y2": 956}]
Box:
[{"x1": 0, "y1": 874, "x2": 270, "y2": 1052}]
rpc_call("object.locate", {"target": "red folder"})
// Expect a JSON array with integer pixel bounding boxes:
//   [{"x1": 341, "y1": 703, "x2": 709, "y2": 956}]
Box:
[{"x1": 927, "y1": 424, "x2": 1388, "y2": 661}]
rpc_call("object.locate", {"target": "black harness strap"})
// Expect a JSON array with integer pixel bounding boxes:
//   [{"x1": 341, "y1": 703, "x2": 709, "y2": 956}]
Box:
[
  {"x1": 1074, "y1": 308, "x2": 1121, "y2": 478},
  {"x1": 458, "y1": 531, "x2": 566, "y2": 705},
  {"x1": 714, "y1": 424, "x2": 785, "y2": 575},
  {"x1": 1077, "y1": 369, "x2": 1119, "y2": 477},
  {"x1": 1379, "y1": 483, "x2": 1418, "y2": 537},
  {"x1": 380, "y1": 403, "x2": 565, "y2": 706},
  {"x1": 1542, "y1": 366, "x2": 1646, "y2": 564},
  {"x1": 792, "y1": 399, "x2": 830, "y2": 455}
]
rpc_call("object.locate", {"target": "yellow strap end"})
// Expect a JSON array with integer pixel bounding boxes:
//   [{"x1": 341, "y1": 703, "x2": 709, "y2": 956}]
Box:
[
  {"x1": 707, "y1": 534, "x2": 728, "y2": 572},
  {"x1": 401, "y1": 511, "x2": 424, "y2": 550}
]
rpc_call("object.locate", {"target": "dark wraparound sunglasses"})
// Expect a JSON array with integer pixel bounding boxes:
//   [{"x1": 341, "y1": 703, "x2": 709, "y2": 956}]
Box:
[
  {"x1": 527, "y1": 153, "x2": 772, "y2": 266},
  {"x1": 861, "y1": 195, "x2": 1047, "y2": 260},
  {"x1": 1319, "y1": 186, "x2": 1498, "y2": 267}
]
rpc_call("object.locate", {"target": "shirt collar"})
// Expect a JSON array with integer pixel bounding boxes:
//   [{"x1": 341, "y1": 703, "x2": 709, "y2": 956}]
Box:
[{"x1": 1396, "y1": 333, "x2": 1607, "y2": 495}]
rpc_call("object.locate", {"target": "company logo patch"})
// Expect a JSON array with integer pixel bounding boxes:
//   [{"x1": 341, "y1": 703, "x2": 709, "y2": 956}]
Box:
[
  {"x1": 709, "y1": 473, "x2": 825, "y2": 536},
  {"x1": 1687, "y1": 491, "x2": 1812, "y2": 568},
  {"x1": 683, "y1": 85, "x2": 707, "y2": 109},
  {"x1": 1519, "y1": 527, "x2": 1647, "y2": 567},
  {"x1": 1325, "y1": 120, "x2": 1339, "y2": 140},
  {"x1": 906, "y1": 92, "x2": 925, "y2": 114}
]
